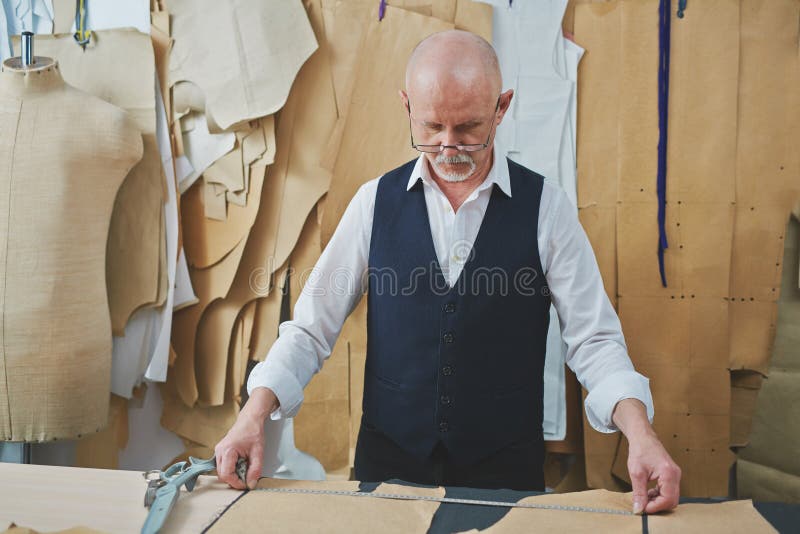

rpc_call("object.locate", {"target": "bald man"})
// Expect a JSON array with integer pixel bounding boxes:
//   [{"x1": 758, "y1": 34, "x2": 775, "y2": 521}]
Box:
[{"x1": 216, "y1": 30, "x2": 681, "y2": 514}]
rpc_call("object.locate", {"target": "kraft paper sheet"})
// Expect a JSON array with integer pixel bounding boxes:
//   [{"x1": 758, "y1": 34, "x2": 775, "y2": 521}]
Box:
[
  {"x1": 207, "y1": 479, "x2": 443, "y2": 533},
  {"x1": 207, "y1": 481, "x2": 775, "y2": 533},
  {"x1": 734, "y1": 0, "x2": 800, "y2": 211},
  {"x1": 160, "y1": 369, "x2": 239, "y2": 449},
  {"x1": 74, "y1": 395, "x2": 129, "y2": 470},
  {"x1": 617, "y1": 294, "x2": 734, "y2": 496},
  {"x1": 181, "y1": 117, "x2": 273, "y2": 268},
  {"x1": 191, "y1": 159, "x2": 288, "y2": 406},
  {"x1": 171, "y1": 237, "x2": 249, "y2": 407},
  {"x1": 169, "y1": 0, "x2": 317, "y2": 130},
  {"x1": 729, "y1": 370, "x2": 763, "y2": 447},
  {"x1": 269, "y1": 0, "x2": 337, "y2": 275},
  {"x1": 249, "y1": 266, "x2": 289, "y2": 363},
  {"x1": 192, "y1": 0, "x2": 336, "y2": 407}
]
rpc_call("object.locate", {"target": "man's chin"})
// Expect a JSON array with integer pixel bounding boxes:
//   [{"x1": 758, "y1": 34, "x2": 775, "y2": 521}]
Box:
[
  {"x1": 440, "y1": 174, "x2": 470, "y2": 183},
  {"x1": 432, "y1": 164, "x2": 475, "y2": 183}
]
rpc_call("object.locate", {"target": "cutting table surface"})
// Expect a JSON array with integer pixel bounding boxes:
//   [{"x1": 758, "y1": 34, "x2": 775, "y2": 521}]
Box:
[{"x1": 0, "y1": 462, "x2": 240, "y2": 533}]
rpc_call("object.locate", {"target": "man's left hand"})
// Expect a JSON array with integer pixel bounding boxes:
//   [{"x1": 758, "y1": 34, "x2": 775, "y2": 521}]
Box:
[{"x1": 626, "y1": 431, "x2": 682, "y2": 514}]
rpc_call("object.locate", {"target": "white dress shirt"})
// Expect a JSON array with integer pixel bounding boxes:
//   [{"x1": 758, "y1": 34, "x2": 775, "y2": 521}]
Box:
[{"x1": 247, "y1": 144, "x2": 654, "y2": 434}]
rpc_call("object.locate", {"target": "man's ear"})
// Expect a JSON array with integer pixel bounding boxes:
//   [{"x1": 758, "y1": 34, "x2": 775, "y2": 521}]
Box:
[
  {"x1": 495, "y1": 89, "x2": 514, "y2": 124},
  {"x1": 398, "y1": 89, "x2": 410, "y2": 114}
]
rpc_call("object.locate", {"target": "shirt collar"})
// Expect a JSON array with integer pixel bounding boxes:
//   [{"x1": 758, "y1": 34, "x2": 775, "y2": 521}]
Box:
[{"x1": 405, "y1": 142, "x2": 512, "y2": 198}]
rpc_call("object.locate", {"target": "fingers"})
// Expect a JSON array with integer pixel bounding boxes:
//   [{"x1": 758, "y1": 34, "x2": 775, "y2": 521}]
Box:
[
  {"x1": 218, "y1": 447, "x2": 246, "y2": 490},
  {"x1": 246, "y1": 443, "x2": 264, "y2": 490},
  {"x1": 628, "y1": 464, "x2": 650, "y2": 515},
  {"x1": 645, "y1": 492, "x2": 676, "y2": 514},
  {"x1": 645, "y1": 465, "x2": 681, "y2": 514}
]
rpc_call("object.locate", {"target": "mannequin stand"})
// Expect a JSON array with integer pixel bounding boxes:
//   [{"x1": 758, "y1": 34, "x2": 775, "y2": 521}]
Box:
[{"x1": 0, "y1": 442, "x2": 30, "y2": 464}]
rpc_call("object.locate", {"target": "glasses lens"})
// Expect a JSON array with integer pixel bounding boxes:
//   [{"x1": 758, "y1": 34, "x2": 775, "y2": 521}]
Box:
[
  {"x1": 460, "y1": 144, "x2": 485, "y2": 152},
  {"x1": 414, "y1": 144, "x2": 486, "y2": 153},
  {"x1": 415, "y1": 145, "x2": 441, "y2": 153}
]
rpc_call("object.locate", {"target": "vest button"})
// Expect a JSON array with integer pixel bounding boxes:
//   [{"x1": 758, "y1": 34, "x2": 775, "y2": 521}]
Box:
[
  {"x1": 443, "y1": 303, "x2": 456, "y2": 313},
  {"x1": 443, "y1": 332, "x2": 454, "y2": 343},
  {"x1": 439, "y1": 421, "x2": 449, "y2": 432},
  {"x1": 442, "y1": 366, "x2": 453, "y2": 376},
  {"x1": 440, "y1": 395, "x2": 451, "y2": 405}
]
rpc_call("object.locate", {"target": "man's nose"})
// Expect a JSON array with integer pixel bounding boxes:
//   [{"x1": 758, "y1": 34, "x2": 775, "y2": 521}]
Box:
[{"x1": 440, "y1": 128, "x2": 462, "y2": 154}]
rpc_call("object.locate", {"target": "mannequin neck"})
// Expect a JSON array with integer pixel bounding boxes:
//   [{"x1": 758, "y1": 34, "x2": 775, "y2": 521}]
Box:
[{"x1": 0, "y1": 57, "x2": 64, "y2": 98}]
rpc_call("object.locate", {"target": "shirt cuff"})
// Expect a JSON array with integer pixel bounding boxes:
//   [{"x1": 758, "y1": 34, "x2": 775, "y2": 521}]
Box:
[
  {"x1": 246, "y1": 359, "x2": 305, "y2": 419},
  {"x1": 584, "y1": 370, "x2": 654, "y2": 433}
]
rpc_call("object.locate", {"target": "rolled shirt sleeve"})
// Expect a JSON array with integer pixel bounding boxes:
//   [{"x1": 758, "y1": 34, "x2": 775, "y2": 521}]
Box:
[{"x1": 246, "y1": 179, "x2": 376, "y2": 419}]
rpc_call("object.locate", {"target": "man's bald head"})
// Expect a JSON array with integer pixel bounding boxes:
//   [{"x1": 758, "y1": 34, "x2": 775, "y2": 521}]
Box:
[
  {"x1": 405, "y1": 30, "x2": 502, "y2": 103},
  {"x1": 400, "y1": 30, "x2": 511, "y2": 186}
]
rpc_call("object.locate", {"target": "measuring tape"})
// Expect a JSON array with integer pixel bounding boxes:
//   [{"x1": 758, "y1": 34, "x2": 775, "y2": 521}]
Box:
[{"x1": 253, "y1": 487, "x2": 636, "y2": 516}]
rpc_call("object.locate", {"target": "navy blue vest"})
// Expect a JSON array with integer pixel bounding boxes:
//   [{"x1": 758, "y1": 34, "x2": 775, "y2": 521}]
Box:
[{"x1": 363, "y1": 157, "x2": 551, "y2": 465}]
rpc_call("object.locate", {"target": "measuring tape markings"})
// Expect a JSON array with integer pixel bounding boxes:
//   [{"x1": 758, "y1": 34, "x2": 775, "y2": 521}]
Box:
[{"x1": 252, "y1": 487, "x2": 636, "y2": 517}]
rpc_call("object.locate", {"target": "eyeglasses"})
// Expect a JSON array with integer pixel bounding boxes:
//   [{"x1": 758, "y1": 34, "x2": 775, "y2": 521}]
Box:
[{"x1": 407, "y1": 96, "x2": 500, "y2": 153}]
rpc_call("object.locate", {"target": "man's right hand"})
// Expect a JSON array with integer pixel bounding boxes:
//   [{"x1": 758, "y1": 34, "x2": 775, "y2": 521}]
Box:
[{"x1": 214, "y1": 387, "x2": 279, "y2": 490}]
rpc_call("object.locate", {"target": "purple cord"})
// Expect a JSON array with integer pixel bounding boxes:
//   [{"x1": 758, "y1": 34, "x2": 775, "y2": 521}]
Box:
[
  {"x1": 656, "y1": 0, "x2": 671, "y2": 286},
  {"x1": 379, "y1": 0, "x2": 387, "y2": 21}
]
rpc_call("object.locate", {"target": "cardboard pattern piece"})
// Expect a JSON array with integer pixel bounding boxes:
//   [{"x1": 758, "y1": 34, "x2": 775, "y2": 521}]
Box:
[
  {"x1": 181, "y1": 117, "x2": 274, "y2": 269},
  {"x1": 192, "y1": 0, "x2": 337, "y2": 408},
  {"x1": 729, "y1": 370, "x2": 763, "y2": 447},
  {"x1": 319, "y1": 0, "x2": 490, "y2": 126},
  {"x1": 169, "y1": 0, "x2": 318, "y2": 131},
  {"x1": 0, "y1": 58, "x2": 143, "y2": 441},
  {"x1": 191, "y1": 154, "x2": 288, "y2": 407},
  {"x1": 206, "y1": 479, "x2": 444, "y2": 533},
  {"x1": 268, "y1": 0, "x2": 337, "y2": 276},
  {"x1": 177, "y1": 110, "x2": 236, "y2": 194},
  {"x1": 727, "y1": 2, "x2": 800, "y2": 457},
  {"x1": 225, "y1": 299, "x2": 257, "y2": 403},
  {"x1": 574, "y1": 0, "x2": 744, "y2": 497},
  {"x1": 615, "y1": 295, "x2": 734, "y2": 497},
  {"x1": 728, "y1": 0, "x2": 800, "y2": 487},
  {"x1": 170, "y1": 236, "x2": 250, "y2": 408},
  {"x1": 248, "y1": 265, "x2": 288, "y2": 363},
  {"x1": 250, "y1": 269, "x2": 288, "y2": 362},
  {"x1": 206, "y1": 481, "x2": 776, "y2": 533},
  {"x1": 169, "y1": 119, "x2": 272, "y2": 408},
  {"x1": 160, "y1": 368, "x2": 239, "y2": 449},
  {"x1": 199, "y1": 119, "x2": 272, "y2": 220},
  {"x1": 74, "y1": 394, "x2": 129, "y2": 470},
  {"x1": 621, "y1": 0, "x2": 738, "y2": 497}
]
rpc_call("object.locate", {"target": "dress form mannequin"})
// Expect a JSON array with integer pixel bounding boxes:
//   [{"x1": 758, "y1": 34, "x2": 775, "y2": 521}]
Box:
[{"x1": 0, "y1": 37, "x2": 143, "y2": 442}]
